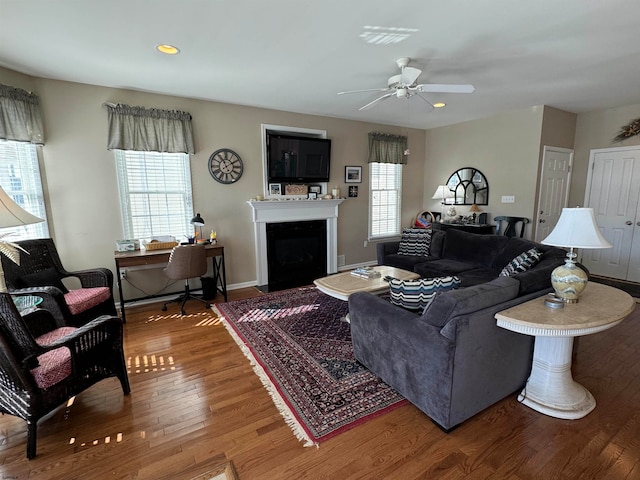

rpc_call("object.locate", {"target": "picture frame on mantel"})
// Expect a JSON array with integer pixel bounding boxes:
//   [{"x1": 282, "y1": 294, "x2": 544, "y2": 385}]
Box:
[
  {"x1": 345, "y1": 166, "x2": 362, "y2": 183},
  {"x1": 269, "y1": 183, "x2": 281, "y2": 195}
]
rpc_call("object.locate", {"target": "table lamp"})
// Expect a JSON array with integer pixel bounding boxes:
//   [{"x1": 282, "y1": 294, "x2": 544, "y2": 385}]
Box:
[
  {"x1": 0, "y1": 186, "x2": 44, "y2": 293},
  {"x1": 190, "y1": 213, "x2": 205, "y2": 241},
  {"x1": 469, "y1": 204, "x2": 481, "y2": 224},
  {"x1": 541, "y1": 207, "x2": 611, "y2": 303},
  {"x1": 432, "y1": 185, "x2": 454, "y2": 218}
]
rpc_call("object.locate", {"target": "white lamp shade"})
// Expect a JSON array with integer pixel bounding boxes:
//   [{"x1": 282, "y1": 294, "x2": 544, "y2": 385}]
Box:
[
  {"x1": 541, "y1": 207, "x2": 611, "y2": 249},
  {"x1": 0, "y1": 186, "x2": 43, "y2": 228},
  {"x1": 432, "y1": 185, "x2": 454, "y2": 200}
]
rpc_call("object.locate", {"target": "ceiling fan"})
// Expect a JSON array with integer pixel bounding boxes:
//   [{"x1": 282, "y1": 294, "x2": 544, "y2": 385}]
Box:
[{"x1": 338, "y1": 57, "x2": 475, "y2": 111}]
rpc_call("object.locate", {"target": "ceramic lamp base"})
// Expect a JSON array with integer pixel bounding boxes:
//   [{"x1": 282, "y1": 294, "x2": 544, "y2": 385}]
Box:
[{"x1": 551, "y1": 259, "x2": 588, "y2": 303}]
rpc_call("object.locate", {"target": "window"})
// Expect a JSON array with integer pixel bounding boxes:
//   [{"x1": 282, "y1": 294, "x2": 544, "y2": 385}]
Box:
[
  {"x1": 0, "y1": 139, "x2": 49, "y2": 240},
  {"x1": 115, "y1": 150, "x2": 193, "y2": 240},
  {"x1": 369, "y1": 162, "x2": 402, "y2": 239}
]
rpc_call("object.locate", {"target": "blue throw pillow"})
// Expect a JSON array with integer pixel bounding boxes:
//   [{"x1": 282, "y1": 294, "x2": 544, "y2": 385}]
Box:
[
  {"x1": 499, "y1": 248, "x2": 542, "y2": 277},
  {"x1": 397, "y1": 228, "x2": 431, "y2": 257},
  {"x1": 388, "y1": 275, "x2": 461, "y2": 312}
]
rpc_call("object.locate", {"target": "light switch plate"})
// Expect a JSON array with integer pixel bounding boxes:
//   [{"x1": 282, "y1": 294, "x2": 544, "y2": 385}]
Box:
[{"x1": 501, "y1": 195, "x2": 515, "y2": 203}]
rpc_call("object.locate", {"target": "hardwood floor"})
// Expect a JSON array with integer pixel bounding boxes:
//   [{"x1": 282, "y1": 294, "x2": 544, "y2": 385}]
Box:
[{"x1": 1, "y1": 289, "x2": 639, "y2": 479}]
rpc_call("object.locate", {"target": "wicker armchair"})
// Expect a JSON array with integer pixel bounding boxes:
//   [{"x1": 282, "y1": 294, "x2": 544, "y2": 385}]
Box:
[
  {"x1": 0, "y1": 238, "x2": 118, "y2": 326},
  {"x1": 0, "y1": 293, "x2": 130, "y2": 458}
]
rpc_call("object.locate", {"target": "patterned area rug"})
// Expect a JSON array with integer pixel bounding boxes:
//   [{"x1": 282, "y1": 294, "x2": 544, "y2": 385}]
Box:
[{"x1": 214, "y1": 286, "x2": 407, "y2": 446}]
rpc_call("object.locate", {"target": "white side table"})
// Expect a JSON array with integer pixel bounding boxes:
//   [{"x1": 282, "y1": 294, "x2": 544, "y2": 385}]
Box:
[{"x1": 495, "y1": 282, "x2": 635, "y2": 419}]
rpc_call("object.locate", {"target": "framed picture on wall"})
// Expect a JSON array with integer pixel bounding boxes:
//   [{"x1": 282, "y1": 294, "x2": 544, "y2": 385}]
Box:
[
  {"x1": 269, "y1": 183, "x2": 282, "y2": 195},
  {"x1": 309, "y1": 184, "x2": 322, "y2": 194},
  {"x1": 348, "y1": 185, "x2": 358, "y2": 198},
  {"x1": 345, "y1": 166, "x2": 362, "y2": 183}
]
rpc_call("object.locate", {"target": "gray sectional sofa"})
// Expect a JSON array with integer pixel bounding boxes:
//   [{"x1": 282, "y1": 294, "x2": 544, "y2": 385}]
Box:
[{"x1": 349, "y1": 228, "x2": 569, "y2": 430}]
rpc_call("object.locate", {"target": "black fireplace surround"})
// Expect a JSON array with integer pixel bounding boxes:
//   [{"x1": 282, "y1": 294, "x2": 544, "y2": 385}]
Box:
[{"x1": 265, "y1": 220, "x2": 327, "y2": 291}]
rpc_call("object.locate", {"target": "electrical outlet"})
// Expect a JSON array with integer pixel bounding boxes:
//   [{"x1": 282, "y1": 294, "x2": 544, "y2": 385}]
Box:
[
  {"x1": 363, "y1": 240, "x2": 368, "y2": 247},
  {"x1": 501, "y1": 195, "x2": 515, "y2": 203},
  {"x1": 119, "y1": 269, "x2": 127, "y2": 280}
]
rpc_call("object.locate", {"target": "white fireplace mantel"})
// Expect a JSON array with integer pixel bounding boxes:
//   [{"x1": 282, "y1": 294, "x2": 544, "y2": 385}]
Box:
[{"x1": 247, "y1": 199, "x2": 344, "y2": 286}]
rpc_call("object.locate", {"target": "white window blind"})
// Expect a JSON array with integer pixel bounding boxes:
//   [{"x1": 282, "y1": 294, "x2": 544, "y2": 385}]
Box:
[
  {"x1": 369, "y1": 162, "x2": 402, "y2": 239},
  {"x1": 0, "y1": 139, "x2": 49, "y2": 240},
  {"x1": 115, "y1": 150, "x2": 193, "y2": 240}
]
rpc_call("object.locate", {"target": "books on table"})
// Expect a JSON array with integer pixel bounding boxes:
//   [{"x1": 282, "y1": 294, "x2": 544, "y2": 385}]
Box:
[{"x1": 350, "y1": 266, "x2": 381, "y2": 279}]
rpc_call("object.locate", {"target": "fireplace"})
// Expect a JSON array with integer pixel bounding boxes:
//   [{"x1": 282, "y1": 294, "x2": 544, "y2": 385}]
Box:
[
  {"x1": 266, "y1": 220, "x2": 326, "y2": 291},
  {"x1": 247, "y1": 199, "x2": 344, "y2": 290}
]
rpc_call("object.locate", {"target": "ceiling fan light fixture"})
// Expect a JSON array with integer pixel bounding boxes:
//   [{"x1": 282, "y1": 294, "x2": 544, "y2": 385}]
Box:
[{"x1": 156, "y1": 44, "x2": 180, "y2": 55}]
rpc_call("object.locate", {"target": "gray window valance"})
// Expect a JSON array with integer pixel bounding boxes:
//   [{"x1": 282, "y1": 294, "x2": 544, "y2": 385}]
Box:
[
  {"x1": 105, "y1": 103, "x2": 195, "y2": 154},
  {"x1": 0, "y1": 84, "x2": 44, "y2": 145},
  {"x1": 367, "y1": 132, "x2": 408, "y2": 164}
]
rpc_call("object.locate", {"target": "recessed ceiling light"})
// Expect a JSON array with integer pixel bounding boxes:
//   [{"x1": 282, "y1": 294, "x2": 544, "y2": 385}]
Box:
[
  {"x1": 156, "y1": 44, "x2": 180, "y2": 55},
  {"x1": 433, "y1": 102, "x2": 446, "y2": 108}
]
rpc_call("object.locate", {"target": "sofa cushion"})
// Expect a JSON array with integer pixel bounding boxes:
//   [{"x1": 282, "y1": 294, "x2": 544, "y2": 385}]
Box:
[
  {"x1": 16, "y1": 267, "x2": 69, "y2": 294},
  {"x1": 442, "y1": 229, "x2": 509, "y2": 268},
  {"x1": 383, "y1": 254, "x2": 437, "y2": 272},
  {"x1": 422, "y1": 276, "x2": 520, "y2": 328},
  {"x1": 499, "y1": 248, "x2": 542, "y2": 277},
  {"x1": 389, "y1": 275, "x2": 461, "y2": 312},
  {"x1": 492, "y1": 237, "x2": 544, "y2": 271},
  {"x1": 398, "y1": 228, "x2": 432, "y2": 257}
]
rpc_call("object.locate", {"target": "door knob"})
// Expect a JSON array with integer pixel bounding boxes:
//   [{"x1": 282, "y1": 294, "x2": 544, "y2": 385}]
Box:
[
  {"x1": 539, "y1": 219, "x2": 546, "y2": 223},
  {"x1": 626, "y1": 221, "x2": 633, "y2": 225},
  {"x1": 637, "y1": 221, "x2": 640, "y2": 226}
]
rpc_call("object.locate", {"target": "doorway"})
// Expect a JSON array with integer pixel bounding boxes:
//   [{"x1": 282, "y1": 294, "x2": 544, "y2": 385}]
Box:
[
  {"x1": 534, "y1": 146, "x2": 573, "y2": 242},
  {"x1": 582, "y1": 146, "x2": 640, "y2": 282}
]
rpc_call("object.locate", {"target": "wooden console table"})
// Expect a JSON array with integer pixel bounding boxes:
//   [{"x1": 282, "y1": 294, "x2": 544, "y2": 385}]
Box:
[
  {"x1": 432, "y1": 222, "x2": 495, "y2": 234},
  {"x1": 114, "y1": 243, "x2": 227, "y2": 322},
  {"x1": 495, "y1": 282, "x2": 634, "y2": 419}
]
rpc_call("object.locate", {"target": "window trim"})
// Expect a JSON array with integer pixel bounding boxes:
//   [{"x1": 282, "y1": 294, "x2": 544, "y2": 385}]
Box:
[
  {"x1": 368, "y1": 162, "x2": 402, "y2": 241},
  {"x1": 0, "y1": 139, "x2": 49, "y2": 240},
  {"x1": 114, "y1": 150, "x2": 194, "y2": 240}
]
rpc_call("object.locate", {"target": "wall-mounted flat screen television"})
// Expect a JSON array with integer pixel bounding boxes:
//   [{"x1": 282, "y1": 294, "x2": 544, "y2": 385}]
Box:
[{"x1": 267, "y1": 132, "x2": 331, "y2": 183}]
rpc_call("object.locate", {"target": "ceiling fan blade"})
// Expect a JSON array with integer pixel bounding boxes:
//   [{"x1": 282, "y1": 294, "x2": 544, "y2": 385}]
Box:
[
  {"x1": 416, "y1": 84, "x2": 475, "y2": 94},
  {"x1": 400, "y1": 66, "x2": 422, "y2": 86},
  {"x1": 359, "y1": 92, "x2": 395, "y2": 111},
  {"x1": 338, "y1": 88, "x2": 391, "y2": 95}
]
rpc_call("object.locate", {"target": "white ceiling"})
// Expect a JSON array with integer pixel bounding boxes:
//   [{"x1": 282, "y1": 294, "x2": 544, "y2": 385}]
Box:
[{"x1": 2, "y1": 0, "x2": 640, "y2": 130}]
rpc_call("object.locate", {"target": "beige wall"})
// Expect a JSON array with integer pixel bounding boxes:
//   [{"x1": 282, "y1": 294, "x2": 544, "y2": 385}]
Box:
[
  {"x1": 572, "y1": 103, "x2": 640, "y2": 207},
  {"x1": 1, "y1": 67, "x2": 425, "y2": 297},
  {"x1": 424, "y1": 106, "x2": 546, "y2": 236}
]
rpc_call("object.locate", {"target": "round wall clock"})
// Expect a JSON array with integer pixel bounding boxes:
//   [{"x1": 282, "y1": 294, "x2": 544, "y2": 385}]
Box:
[{"x1": 208, "y1": 148, "x2": 244, "y2": 184}]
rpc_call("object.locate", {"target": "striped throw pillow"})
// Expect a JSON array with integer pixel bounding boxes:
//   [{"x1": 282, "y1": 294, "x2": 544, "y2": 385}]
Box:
[
  {"x1": 388, "y1": 275, "x2": 461, "y2": 312},
  {"x1": 397, "y1": 228, "x2": 432, "y2": 257},
  {"x1": 499, "y1": 248, "x2": 542, "y2": 277}
]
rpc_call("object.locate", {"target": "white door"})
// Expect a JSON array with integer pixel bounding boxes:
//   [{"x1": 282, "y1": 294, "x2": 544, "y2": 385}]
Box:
[
  {"x1": 535, "y1": 147, "x2": 573, "y2": 242},
  {"x1": 582, "y1": 147, "x2": 640, "y2": 280}
]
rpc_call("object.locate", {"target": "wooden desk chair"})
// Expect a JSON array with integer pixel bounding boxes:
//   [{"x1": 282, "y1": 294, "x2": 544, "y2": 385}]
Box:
[
  {"x1": 162, "y1": 244, "x2": 210, "y2": 315},
  {"x1": 494, "y1": 216, "x2": 530, "y2": 238}
]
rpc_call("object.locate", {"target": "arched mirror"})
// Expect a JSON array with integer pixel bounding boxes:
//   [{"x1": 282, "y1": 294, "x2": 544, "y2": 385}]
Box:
[{"x1": 446, "y1": 167, "x2": 489, "y2": 205}]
